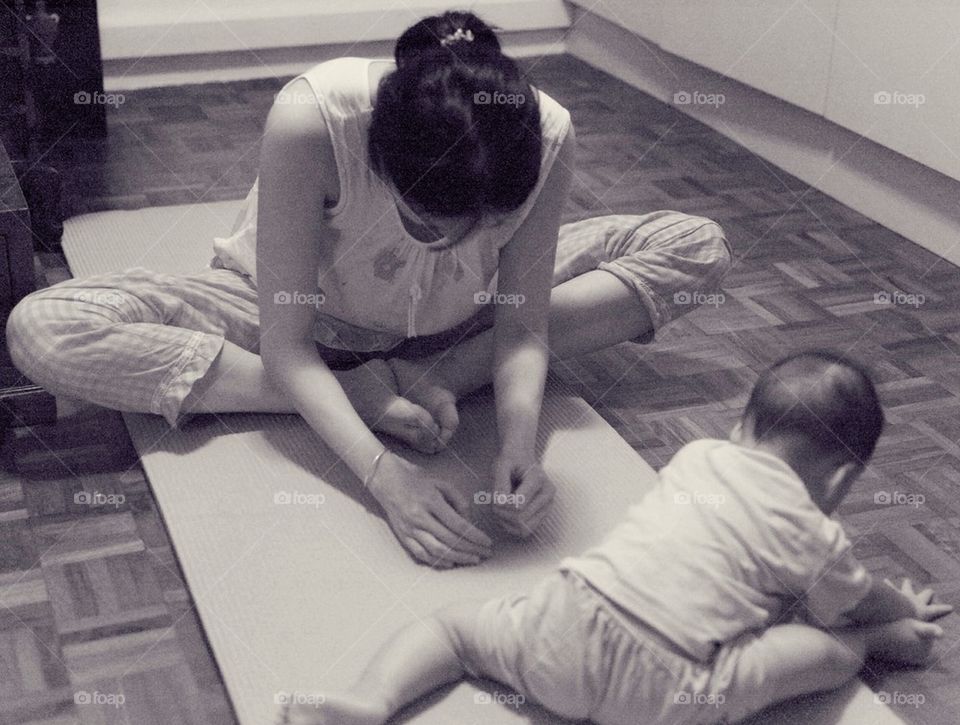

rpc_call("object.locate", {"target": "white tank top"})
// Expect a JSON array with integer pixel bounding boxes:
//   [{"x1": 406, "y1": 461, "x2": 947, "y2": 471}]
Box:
[{"x1": 213, "y1": 57, "x2": 572, "y2": 352}]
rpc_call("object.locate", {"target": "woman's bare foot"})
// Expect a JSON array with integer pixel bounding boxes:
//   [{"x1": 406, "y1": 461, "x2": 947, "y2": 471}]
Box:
[
  {"x1": 868, "y1": 619, "x2": 943, "y2": 666},
  {"x1": 335, "y1": 359, "x2": 445, "y2": 454},
  {"x1": 388, "y1": 357, "x2": 461, "y2": 448},
  {"x1": 280, "y1": 692, "x2": 388, "y2": 725}
]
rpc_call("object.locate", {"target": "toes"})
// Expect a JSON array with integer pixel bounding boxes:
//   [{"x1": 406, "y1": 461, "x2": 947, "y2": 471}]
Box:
[{"x1": 375, "y1": 400, "x2": 445, "y2": 454}]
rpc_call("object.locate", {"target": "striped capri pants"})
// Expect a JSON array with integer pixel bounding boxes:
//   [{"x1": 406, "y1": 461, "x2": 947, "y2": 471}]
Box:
[{"x1": 6, "y1": 211, "x2": 730, "y2": 427}]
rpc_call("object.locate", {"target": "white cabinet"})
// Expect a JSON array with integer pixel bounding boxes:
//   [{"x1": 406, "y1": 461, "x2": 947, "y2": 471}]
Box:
[
  {"x1": 824, "y1": 1, "x2": 960, "y2": 181},
  {"x1": 572, "y1": 0, "x2": 960, "y2": 183},
  {"x1": 579, "y1": 0, "x2": 667, "y2": 45},
  {"x1": 654, "y1": 0, "x2": 839, "y2": 115}
]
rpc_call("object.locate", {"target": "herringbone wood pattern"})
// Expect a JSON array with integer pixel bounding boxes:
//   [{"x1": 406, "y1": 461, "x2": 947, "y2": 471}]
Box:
[{"x1": 2, "y1": 54, "x2": 959, "y2": 724}]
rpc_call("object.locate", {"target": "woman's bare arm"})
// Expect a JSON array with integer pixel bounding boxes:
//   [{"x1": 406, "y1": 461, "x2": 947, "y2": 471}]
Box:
[
  {"x1": 256, "y1": 79, "x2": 385, "y2": 478},
  {"x1": 492, "y1": 124, "x2": 575, "y2": 456},
  {"x1": 256, "y1": 80, "x2": 492, "y2": 565},
  {"x1": 489, "y1": 124, "x2": 575, "y2": 533}
]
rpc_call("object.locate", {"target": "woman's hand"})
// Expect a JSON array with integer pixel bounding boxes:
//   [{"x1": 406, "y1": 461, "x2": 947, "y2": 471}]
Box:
[
  {"x1": 885, "y1": 578, "x2": 954, "y2": 621},
  {"x1": 491, "y1": 451, "x2": 555, "y2": 538},
  {"x1": 368, "y1": 453, "x2": 493, "y2": 568}
]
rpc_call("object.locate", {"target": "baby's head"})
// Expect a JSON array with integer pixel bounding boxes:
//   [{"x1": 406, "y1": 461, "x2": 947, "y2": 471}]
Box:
[{"x1": 731, "y1": 350, "x2": 885, "y2": 513}]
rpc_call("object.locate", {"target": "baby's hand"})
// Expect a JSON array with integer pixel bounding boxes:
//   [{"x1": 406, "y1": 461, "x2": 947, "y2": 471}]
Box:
[{"x1": 885, "y1": 578, "x2": 953, "y2": 621}]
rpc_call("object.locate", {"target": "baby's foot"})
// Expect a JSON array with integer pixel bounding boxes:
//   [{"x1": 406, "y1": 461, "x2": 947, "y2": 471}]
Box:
[
  {"x1": 869, "y1": 619, "x2": 943, "y2": 666},
  {"x1": 388, "y1": 357, "x2": 460, "y2": 449},
  {"x1": 335, "y1": 359, "x2": 445, "y2": 454},
  {"x1": 280, "y1": 692, "x2": 388, "y2": 725}
]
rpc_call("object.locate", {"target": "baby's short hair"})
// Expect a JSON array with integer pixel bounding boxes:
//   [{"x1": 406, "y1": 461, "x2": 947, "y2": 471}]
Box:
[{"x1": 743, "y1": 350, "x2": 885, "y2": 466}]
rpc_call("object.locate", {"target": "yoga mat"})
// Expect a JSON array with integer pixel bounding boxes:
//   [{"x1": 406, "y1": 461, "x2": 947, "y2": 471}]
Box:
[{"x1": 61, "y1": 203, "x2": 902, "y2": 724}]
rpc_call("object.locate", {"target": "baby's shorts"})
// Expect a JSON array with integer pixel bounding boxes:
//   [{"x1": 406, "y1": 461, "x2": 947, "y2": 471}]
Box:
[{"x1": 460, "y1": 569, "x2": 774, "y2": 725}]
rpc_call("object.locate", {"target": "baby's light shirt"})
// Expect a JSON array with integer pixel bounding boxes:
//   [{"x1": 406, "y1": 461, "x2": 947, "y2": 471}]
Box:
[{"x1": 561, "y1": 439, "x2": 873, "y2": 662}]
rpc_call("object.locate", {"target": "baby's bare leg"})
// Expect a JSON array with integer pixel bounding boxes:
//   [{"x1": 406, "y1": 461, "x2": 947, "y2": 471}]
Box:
[
  {"x1": 719, "y1": 619, "x2": 942, "y2": 722},
  {"x1": 282, "y1": 601, "x2": 485, "y2": 725}
]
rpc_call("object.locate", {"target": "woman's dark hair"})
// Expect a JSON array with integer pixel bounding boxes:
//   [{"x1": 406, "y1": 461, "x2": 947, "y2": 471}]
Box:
[
  {"x1": 744, "y1": 350, "x2": 885, "y2": 465},
  {"x1": 368, "y1": 10, "x2": 542, "y2": 219}
]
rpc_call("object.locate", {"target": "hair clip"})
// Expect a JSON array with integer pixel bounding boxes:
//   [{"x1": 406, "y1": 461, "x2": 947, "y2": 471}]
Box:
[{"x1": 440, "y1": 28, "x2": 474, "y2": 46}]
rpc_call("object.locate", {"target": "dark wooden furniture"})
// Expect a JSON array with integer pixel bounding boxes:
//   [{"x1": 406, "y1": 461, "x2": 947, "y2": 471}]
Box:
[
  {"x1": 0, "y1": 0, "x2": 34, "y2": 158},
  {"x1": 0, "y1": 139, "x2": 56, "y2": 428},
  {"x1": 1, "y1": 0, "x2": 106, "y2": 157},
  {"x1": 2, "y1": 0, "x2": 107, "y2": 251},
  {"x1": 0, "y1": 141, "x2": 32, "y2": 304}
]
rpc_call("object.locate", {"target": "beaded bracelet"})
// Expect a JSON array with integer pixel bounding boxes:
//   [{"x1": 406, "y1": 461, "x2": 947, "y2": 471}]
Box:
[{"x1": 363, "y1": 448, "x2": 388, "y2": 488}]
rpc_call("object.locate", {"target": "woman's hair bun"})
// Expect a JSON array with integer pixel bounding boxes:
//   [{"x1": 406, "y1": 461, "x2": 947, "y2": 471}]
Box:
[
  {"x1": 395, "y1": 10, "x2": 502, "y2": 68},
  {"x1": 368, "y1": 10, "x2": 543, "y2": 221}
]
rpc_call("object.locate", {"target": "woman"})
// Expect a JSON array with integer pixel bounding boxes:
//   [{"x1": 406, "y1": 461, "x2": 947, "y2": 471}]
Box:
[{"x1": 6, "y1": 11, "x2": 730, "y2": 567}]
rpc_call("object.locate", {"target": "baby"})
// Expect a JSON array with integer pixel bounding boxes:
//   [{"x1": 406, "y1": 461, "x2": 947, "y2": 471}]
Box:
[{"x1": 281, "y1": 350, "x2": 952, "y2": 725}]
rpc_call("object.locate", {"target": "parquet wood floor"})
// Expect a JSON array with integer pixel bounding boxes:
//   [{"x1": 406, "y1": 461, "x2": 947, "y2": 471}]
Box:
[{"x1": 3, "y1": 54, "x2": 959, "y2": 724}]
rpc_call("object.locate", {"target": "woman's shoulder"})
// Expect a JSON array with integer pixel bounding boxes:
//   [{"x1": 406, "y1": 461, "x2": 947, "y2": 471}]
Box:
[
  {"x1": 532, "y1": 87, "x2": 572, "y2": 147},
  {"x1": 289, "y1": 57, "x2": 381, "y2": 114}
]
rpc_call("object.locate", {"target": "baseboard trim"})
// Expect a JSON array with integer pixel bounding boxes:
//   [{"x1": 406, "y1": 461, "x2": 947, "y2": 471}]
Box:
[
  {"x1": 104, "y1": 29, "x2": 568, "y2": 91},
  {"x1": 564, "y1": 5, "x2": 960, "y2": 270}
]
